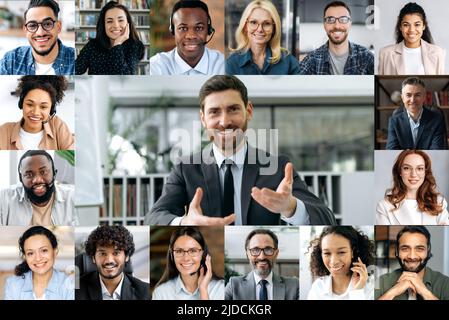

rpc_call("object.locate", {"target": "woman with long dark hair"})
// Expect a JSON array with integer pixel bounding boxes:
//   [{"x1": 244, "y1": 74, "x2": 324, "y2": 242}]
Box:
[
  {"x1": 152, "y1": 227, "x2": 224, "y2": 300},
  {"x1": 307, "y1": 226, "x2": 375, "y2": 300},
  {"x1": 75, "y1": 1, "x2": 145, "y2": 75},
  {"x1": 3, "y1": 226, "x2": 73, "y2": 300},
  {"x1": 378, "y1": 2, "x2": 445, "y2": 75},
  {"x1": 376, "y1": 150, "x2": 449, "y2": 225}
]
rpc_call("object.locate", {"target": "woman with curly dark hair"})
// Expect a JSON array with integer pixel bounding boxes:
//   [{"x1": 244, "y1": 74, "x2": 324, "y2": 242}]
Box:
[
  {"x1": 76, "y1": 225, "x2": 149, "y2": 300},
  {"x1": 376, "y1": 150, "x2": 448, "y2": 225},
  {"x1": 75, "y1": 1, "x2": 145, "y2": 75},
  {"x1": 307, "y1": 226, "x2": 375, "y2": 300},
  {"x1": 3, "y1": 226, "x2": 73, "y2": 300},
  {"x1": 0, "y1": 75, "x2": 74, "y2": 150},
  {"x1": 152, "y1": 227, "x2": 224, "y2": 300},
  {"x1": 378, "y1": 2, "x2": 445, "y2": 75}
]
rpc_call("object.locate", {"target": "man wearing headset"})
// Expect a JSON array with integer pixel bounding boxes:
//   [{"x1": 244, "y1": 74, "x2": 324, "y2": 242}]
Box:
[
  {"x1": 0, "y1": 150, "x2": 76, "y2": 226},
  {"x1": 150, "y1": 0, "x2": 224, "y2": 75},
  {"x1": 376, "y1": 226, "x2": 449, "y2": 300}
]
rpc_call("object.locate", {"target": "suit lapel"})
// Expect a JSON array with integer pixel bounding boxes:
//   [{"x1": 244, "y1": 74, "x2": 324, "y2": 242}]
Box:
[
  {"x1": 241, "y1": 146, "x2": 259, "y2": 225},
  {"x1": 272, "y1": 273, "x2": 285, "y2": 300},
  {"x1": 120, "y1": 274, "x2": 135, "y2": 300},
  {"x1": 421, "y1": 40, "x2": 435, "y2": 74},
  {"x1": 399, "y1": 110, "x2": 415, "y2": 147},
  {"x1": 394, "y1": 43, "x2": 405, "y2": 74},
  {"x1": 201, "y1": 144, "x2": 223, "y2": 216},
  {"x1": 244, "y1": 272, "x2": 257, "y2": 300},
  {"x1": 416, "y1": 107, "x2": 429, "y2": 147},
  {"x1": 88, "y1": 272, "x2": 103, "y2": 300}
]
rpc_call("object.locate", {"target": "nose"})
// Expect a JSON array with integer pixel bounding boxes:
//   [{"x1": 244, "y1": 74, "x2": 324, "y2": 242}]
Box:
[
  {"x1": 219, "y1": 112, "x2": 231, "y2": 128},
  {"x1": 186, "y1": 28, "x2": 197, "y2": 39},
  {"x1": 31, "y1": 173, "x2": 44, "y2": 184},
  {"x1": 329, "y1": 254, "x2": 338, "y2": 265},
  {"x1": 105, "y1": 253, "x2": 115, "y2": 263}
]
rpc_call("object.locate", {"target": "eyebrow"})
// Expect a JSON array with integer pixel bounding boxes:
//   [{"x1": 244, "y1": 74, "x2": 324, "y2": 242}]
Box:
[
  {"x1": 25, "y1": 246, "x2": 49, "y2": 252},
  {"x1": 322, "y1": 247, "x2": 349, "y2": 251}
]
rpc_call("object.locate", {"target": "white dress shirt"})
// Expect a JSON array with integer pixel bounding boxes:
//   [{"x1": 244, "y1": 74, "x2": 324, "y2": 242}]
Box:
[
  {"x1": 152, "y1": 275, "x2": 224, "y2": 300},
  {"x1": 100, "y1": 273, "x2": 124, "y2": 300},
  {"x1": 376, "y1": 197, "x2": 449, "y2": 225},
  {"x1": 150, "y1": 47, "x2": 224, "y2": 75},
  {"x1": 307, "y1": 275, "x2": 374, "y2": 300},
  {"x1": 253, "y1": 272, "x2": 273, "y2": 300}
]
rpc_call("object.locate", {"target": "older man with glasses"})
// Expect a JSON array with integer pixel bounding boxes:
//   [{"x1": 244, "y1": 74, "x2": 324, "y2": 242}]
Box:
[
  {"x1": 225, "y1": 229, "x2": 299, "y2": 300},
  {"x1": 0, "y1": 0, "x2": 75, "y2": 75},
  {"x1": 299, "y1": 0, "x2": 373, "y2": 75}
]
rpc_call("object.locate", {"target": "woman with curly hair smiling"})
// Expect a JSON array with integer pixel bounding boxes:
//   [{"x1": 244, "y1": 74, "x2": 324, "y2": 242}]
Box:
[
  {"x1": 376, "y1": 150, "x2": 449, "y2": 225},
  {"x1": 75, "y1": 225, "x2": 149, "y2": 300},
  {"x1": 307, "y1": 226, "x2": 375, "y2": 300}
]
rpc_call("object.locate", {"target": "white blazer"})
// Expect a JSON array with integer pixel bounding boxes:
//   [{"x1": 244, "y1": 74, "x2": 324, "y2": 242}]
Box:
[
  {"x1": 378, "y1": 39, "x2": 446, "y2": 75},
  {"x1": 376, "y1": 196, "x2": 449, "y2": 225}
]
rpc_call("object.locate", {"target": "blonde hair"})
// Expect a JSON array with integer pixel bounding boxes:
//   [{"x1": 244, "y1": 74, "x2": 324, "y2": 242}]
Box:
[{"x1": 230, "y1": 0, "x2": 284, "y2": 64}]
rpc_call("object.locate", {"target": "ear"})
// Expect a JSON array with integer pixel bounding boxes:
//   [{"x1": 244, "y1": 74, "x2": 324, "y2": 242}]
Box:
[
  {"x1": 246, "y1": 101, "x2": 254, "y2": 121},
  {"x1": 56, "y1": 20, "x2": 62, "y2": 34},
  {"x1": 200, "y1": 109, "x2": 206, "y2": 128},
  {"x1": 92, "y1": 257, "x2": 96, "y2": 264},
  {"x1": 125, "y1": 256, "x2": 130, "y2": 263}
]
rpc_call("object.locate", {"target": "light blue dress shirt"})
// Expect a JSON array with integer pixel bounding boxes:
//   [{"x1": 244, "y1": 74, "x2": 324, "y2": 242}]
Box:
[
  {"x1": 152, "y1": 275, "x2": 224, "y2": 300},
  {"x1": 3, "y1": 269, "x2": 74, "y2": 300},
  {"x1": 407, "y1": 108, "x2": 423, "y2": 145}
]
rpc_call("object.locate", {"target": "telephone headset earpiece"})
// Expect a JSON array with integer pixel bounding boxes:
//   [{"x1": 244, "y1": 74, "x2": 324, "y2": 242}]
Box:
[
  {"x1": 168, "y1": 2, "x2": 215, "y2": 42},
  {"x1": 18, "y1": 94, "x2": 57, "y2": 118}
]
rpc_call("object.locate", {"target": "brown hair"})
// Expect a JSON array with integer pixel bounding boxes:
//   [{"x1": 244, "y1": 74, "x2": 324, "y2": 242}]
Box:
[{"x1": 386, "y1": 150, "x2": 442, "y2": 215}]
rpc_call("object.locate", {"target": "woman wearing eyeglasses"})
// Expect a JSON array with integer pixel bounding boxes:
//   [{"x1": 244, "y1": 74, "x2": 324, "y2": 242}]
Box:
[
  {"x1": 226, "y1": 0, "x2": 300, "y2": 75},
  {"x1": 376, "y1": 150, "x2": 449, "y2": 225},
  {"x1": 75, "y1": 1, "x2": 145, "y2": 75},
  {"x1": 378, "y1": 2, "x2": 445, "y2": 75},
  {"x1": 307, "y1": 226, "x2": 375, "y2": 300},
  {"x1": 152, "y1": 227, "x2": 224, "y2": 300},
  {"x1": 3, "y1": 226, "x2": 74, "y2": 300},
  {"x1": 0, "y1": 75, "x2": 74, "y2": 150}
]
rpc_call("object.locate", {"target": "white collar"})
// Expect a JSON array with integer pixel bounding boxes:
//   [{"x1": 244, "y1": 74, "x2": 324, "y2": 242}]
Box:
[
  {"x1": 174, "y1": 47, "x2": 209, "y2": 74},
  {"x1": 323, "y1": 275, "x2": 354, "y2": 296},
  {"x1": 406, "y1": 107, "x2": 423, "y2": 123},
  {"x1": 99, "y1": 273, "x2": 124, "y2": 300},
  {"x1": 212, "y1": 142, "x2": 247, "y2": 169},
  {"x1": 253, "y1": 271, "x2": 273, "y2": 287}
]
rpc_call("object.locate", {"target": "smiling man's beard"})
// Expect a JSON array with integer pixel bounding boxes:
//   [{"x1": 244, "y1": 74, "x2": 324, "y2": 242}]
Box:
[
  {"x1": 251, "y1": 258, "x2": 272, "y2": 277},
  {"x1": 23, "y1": 181, "x2": 55, "y2": 205},
  {"x1": 99, "y1": 263, "x2": 125, "y2": 280},
  {"x1": 31, "y1": 37, "x2": 58, "y2": 56},
  {"x1": 398, "y1": 257, "x2": 428, "y2": 273},
  {"x1": 327, "y1": 29, "x2": 348, "y2": 45}
]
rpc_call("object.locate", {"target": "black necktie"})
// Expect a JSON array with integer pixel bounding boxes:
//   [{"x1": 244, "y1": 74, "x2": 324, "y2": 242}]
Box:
[
  {"x1": 259, "y1": 279, "x2": 268, "y2": 300},
  {"x1": 222, "y1": 162, "x2": 234, "y2": 216}
]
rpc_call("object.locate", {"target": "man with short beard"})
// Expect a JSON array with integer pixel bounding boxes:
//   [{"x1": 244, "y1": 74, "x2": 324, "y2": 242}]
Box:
[
  {"x1": 225, "y1": 229, "x2": 299, "y2": 300},
  {"x1": 299, "y1": 1, "x2": 373, "y2": 75},
  {"x1": 76, "y1": 225, "x2": 149, "y2": 300},
  {"x1": 0, "y1": 0, "x2": 75, "y2": 75},
  {"x1": 0, "y1": 150, "x2": 76, "y2": 226},
  {"x1": 376, "y1": 226, "x2": 449, "y2": 300}
]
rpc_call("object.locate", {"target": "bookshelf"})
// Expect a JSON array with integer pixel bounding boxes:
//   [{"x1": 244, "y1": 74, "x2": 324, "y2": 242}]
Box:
[
  {"x1": 375, "y1": 226, "x2": 403, "y2": 276},
  {"x1": 100, "y1": 171, "x2": 340, "y2": 225},
  {"x1": 375, "y1": 76, "x2": 449, "y2": 149},
  {"x1": 75, "y1": 0, "x2": 150, "y2": 74}
]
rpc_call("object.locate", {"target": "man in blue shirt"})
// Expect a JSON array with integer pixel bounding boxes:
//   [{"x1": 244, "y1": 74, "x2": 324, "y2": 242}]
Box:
[
  {"x1": 299, "y1": 1, "x2": 373, "y2": 75},
  {"x1": 0, "y1": 0, "x2": 74, "y2": 75}
]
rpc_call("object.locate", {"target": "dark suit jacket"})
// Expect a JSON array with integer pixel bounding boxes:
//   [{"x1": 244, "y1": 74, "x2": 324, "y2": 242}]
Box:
[
  {"x1": 225, "y1": 271, "x2": 299, "y2": 300},
  {"x1": 145, "y1": 144, "x2": 336, "y2": 225},
  {"x1": 75, "y1": 271, "x2": 150, "y2": 300},
  {"x1": 386, "y1": 106, "x2": 447, "y2": 150}
]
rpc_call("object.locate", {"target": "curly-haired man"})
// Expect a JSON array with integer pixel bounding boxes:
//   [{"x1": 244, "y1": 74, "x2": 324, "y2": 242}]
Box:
[{"x1": 76, "y1": 225, "x2": 149, "y2": 300}]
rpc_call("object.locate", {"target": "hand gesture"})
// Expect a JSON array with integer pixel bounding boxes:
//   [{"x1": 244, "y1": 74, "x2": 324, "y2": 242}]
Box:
[
  {"x1": 181, "y1": 188, "x2": 235, "y2": 226},
  {"x1": 112, "y1": 23, "x2": 129, "y2": 46},
  {"x1": 398, "y1": 272, "x2": 438, "y2": 300},
  {"x1": 251, "y1": 162, "x2": 297, "y2": 217},
  {"x1": 350, "y1": 257, "x2": 368, "y2": 290},
  {"x1": 198, "y1": 254, "x2": 213, "y2": 300}
]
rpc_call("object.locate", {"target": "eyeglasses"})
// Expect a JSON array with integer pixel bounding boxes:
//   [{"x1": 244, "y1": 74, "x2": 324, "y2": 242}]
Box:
[
  {"x1": 21, "y1": 168, "x2": 52, "y2": 181},
  {"x1": 401, "y1": 165, "x2": 426, "y2": 176},
  {"x1": 247, "y1": 247, "x2": 276, "y2": 257},
  {"x1": 246, "y1": 20, "x2": 275, "y2": 31},
  {"x1": 171, "y1": 248, "x2": 203, "y2": 258},
  {"x1": 25, "y1": 18, "x2": 56, "y2": 33},
  {"x1": 323, "y1": 16, "x2": 351, "y2": 24}
]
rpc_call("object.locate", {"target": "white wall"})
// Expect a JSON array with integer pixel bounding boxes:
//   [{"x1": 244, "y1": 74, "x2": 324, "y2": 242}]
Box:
[
  {"x1": 341, "y1": 171, "x2": 375, "y2": 225},
  {"x1": 373, "y1": 0, "x2": 449, "y2": 73}
]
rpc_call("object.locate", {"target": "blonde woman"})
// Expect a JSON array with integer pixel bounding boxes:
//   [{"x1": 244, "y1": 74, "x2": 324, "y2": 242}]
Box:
[{"x1": 226, "y1": 0, "x2": 300, "y2": 75}]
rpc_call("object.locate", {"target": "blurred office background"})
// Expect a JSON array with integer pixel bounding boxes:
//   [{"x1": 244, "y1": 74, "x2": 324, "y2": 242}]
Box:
[
  {"x1": 0, "y1": 226, "x2": 75, "y2": 300},
  {"x1": 0, "y1": 0, "x2": 75, "y2": 59},
  {"x1": 75, "y1": 75, "x2": 374, "y2": 226}
]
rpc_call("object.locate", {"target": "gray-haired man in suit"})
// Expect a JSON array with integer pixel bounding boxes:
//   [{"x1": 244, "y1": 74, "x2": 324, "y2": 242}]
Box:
[
  {"x1": 225, "y1": 229, "x2": 299, "y2": 300},
  {"x1": 145, "y1": 75, "x2": 336, "y2": 226}
]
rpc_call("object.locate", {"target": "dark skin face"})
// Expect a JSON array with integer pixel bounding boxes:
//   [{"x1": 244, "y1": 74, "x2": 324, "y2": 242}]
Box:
[
  {"x1": 172, "y1": 7, "x2": 209, "y2": 68},
  {"x1": 20, "y1": 155, "x2": 54, "y2": 206}
]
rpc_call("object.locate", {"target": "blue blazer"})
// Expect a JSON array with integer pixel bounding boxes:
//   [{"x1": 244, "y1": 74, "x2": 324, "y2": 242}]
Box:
[
  {"x1": 3, "y1": 269, "x2": 74, "y2": 300},
  {"x1": 386, "y1": 106, "x2": 447, "y2": 150}
]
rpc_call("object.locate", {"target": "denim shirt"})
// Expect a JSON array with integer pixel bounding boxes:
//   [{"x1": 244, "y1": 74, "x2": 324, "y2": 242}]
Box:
[
  {"x1": 226, "y1": 47, "x2": 300, "y2": 75},
  {"x1": 299, "y1": 41, "x2": 373, "y2": 75},
  {"x1": 4, "y1": 269, "x2": 74, "y2": 300},
  {"x1": 0, "y1": 39, "x2": 75, "y2": 75}
]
